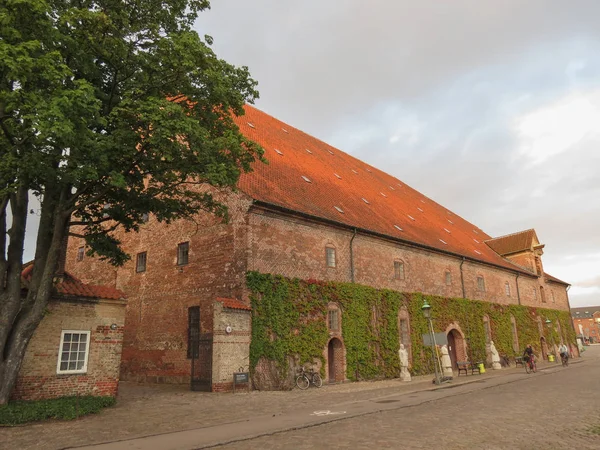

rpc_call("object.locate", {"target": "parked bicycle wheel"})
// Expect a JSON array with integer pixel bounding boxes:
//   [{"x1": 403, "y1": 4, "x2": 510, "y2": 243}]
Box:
[
  {"x1": 312, "y1": 373, "x2": 323, "y2": 388},
  {"x1": 531, "y1": 360, "x2": 537, "y2": 373},
  {"x1": 296, "y1": 375, "x2": 310, "y2": 390}
]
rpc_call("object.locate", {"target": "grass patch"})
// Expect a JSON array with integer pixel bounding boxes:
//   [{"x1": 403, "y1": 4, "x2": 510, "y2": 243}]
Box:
[
  {"x1": 0, "y1": 396, "x2": 116, "y2": 425},
  {"x1": 589, "y1": 425, "x2": 600, "y2": 435}
]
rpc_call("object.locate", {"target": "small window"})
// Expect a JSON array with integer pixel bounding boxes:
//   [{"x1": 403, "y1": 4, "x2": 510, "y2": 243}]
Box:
[
  {"x1": 399, "y1": 318, "x2": 410, "y2": 347},
  {"x1": 505, "y1": 282, "x2": 511, "y2": 297},
  {"x1": 540, "y1": 286, "x2": 546, "y2": 303},
  {"x1": 477, "y1": 276, "x2": 486, "y2": 292},
  {"x1": 551, "y1": 290, "x2": 555, "y2": 303},
  {"x1": 394, "y1": 260, "x2": 405, "y2": 280},
  {"x1": 187, "y1": 307, "x2": 200, "y2": 359},
  {"x1": 533, "y1": 288, "x2": 537, "y2": 300},
  {"x1": 136, "y1": 252, "x2": 147, "y2": 273},
  {"x1": 445, "y1": 271, "x2": 452, "y2": 286},
  {"x1": 328, "y1": 310, "x2": 339, "y2": 331},
  {"x1": 177, "y1": 242, "x2": 189, "y2": 266},
  {"x1": 57, "y1": 331, "x2": 91, "y2": 374},
  {"x1": 141, "y1": 213, "x2": 149, "y2": 223},
  {"x1": 326, "y1": 247, "x2": 336, "y2": 268},
  {"x1": 77, "y1": 246, "x2": 85, "y2": 262}
]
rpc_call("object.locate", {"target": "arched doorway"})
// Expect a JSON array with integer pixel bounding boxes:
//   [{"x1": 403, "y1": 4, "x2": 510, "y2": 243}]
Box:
[
  {"x1": 540, "y1": 337, "x2": 548, "y2": 360},
  {"x1": 327, "y1": 338, "x2": 344, "y2": 383},
  {"x1": 447, "y1": 329, "x2": 465, "y2": 369}
]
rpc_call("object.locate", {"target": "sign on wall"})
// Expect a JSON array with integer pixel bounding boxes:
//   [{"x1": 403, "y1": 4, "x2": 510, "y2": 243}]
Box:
[{"x1": 422, "y1": 332, "x2": 448, "y2": 347}]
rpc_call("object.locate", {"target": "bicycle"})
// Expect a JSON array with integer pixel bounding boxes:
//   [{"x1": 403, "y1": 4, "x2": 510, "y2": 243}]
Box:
[
  {"x1": 296, "y1": 367, "x2": 323, "y2": 389},
  {"x1": 560, "y1": 352, "x2": 569, "y2": 367},
  {"x1": 524, "y1": 355, "x2": 537, "y2": 374}
]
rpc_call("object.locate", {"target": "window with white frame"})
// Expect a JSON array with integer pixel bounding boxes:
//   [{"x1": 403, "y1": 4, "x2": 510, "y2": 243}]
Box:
[
  {"x1": 505, "y1": 282, "x2": 511, "y2": 297},
  {"x1": 57, "y1": 331, "x2": 91, "y2": 374},
  {"x1": 445, "y1": 271, "x2": 452, "y2": 286},
  {"x1": 77, "y1": 246, "x2": 85, "y2": 262}
]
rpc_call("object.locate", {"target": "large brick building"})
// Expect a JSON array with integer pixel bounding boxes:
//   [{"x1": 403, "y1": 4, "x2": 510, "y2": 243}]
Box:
[
  {"x1": 66, "y1": 105, "x2": 572, "y2": 391},
  {"x1": 571, "y1": 306, "x2": 600, "y2": 344}
]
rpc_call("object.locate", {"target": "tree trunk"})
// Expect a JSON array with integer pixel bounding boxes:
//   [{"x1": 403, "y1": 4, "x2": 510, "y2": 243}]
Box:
[{"x1": 0, "y1": 185, "x2": 69, "y2": 405}]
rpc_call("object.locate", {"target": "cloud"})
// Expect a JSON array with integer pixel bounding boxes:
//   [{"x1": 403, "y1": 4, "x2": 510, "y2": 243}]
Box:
[{"x1": 515, "y1": 90, "x2": 600, "y2": 165}]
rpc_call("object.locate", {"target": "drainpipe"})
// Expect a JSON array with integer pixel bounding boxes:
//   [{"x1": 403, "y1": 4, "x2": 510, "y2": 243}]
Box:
[
  {"x1": 565, "y1": 285, "x2": 578, "y2": 351},
  {"x1": 515, "y1": 272, "x2": 521, "y2": 305},
  {"x1": 459, "y1": 257, "x2": 466, "y2": 298},
  {"x1": 349, "y1": 228, "x2": 357, "y2": 283},
  {"x1": 459, "y1": 257, "x2": 472, "y2": 362}
]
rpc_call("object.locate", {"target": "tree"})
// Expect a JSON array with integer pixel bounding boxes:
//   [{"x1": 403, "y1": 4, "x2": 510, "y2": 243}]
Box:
[{"x1": 0, "y1": 0, "x2": 263, "y2": 404}]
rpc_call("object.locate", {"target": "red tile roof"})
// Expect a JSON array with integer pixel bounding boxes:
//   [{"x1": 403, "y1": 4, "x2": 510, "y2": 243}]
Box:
[
  {"x1": 544, "y1": 273, "x2": 569, "y2": 286},
  {"x1": 21, "y1": 263, "x2": 125, "y2": 300},
  {"x1": 216, "y1": 297, "x2": 251, "y2": 311},
  {"x1": 485, "y1": 229, "x2": 539, "y2": 256},
  {"x1": 234, "y1": 105, "x2": 533, "y2": 275}
]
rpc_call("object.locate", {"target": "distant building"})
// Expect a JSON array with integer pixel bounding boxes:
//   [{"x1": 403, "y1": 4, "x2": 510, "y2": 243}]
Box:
[
  {"x1": 571, "y1": 306, "x2": 600, "y2": 344},
  {"x1": 66, "y1": 105, "x2": 572, "y2": 391},
  {"x1": 13, "y1": 263, "x2": 126, "y2": 401}
]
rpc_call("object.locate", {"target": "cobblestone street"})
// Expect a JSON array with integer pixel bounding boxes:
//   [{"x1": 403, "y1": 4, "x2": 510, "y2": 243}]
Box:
[
  {"x1": 215, "y1": 349, "x2": 600, "y2": 450},
  {"x1": 1, "y1": 347, "x2": 599, "y2": 450}
]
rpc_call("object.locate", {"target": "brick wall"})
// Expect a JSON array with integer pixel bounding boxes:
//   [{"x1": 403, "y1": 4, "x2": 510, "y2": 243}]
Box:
[
  {"x1": 66, "y1": 191, "x2": 253, "y2": 384},
  {"x1": 247, "y1": 207, "x2": 570, "y2": 311},
  {"x1": 12, "y1": 297, "x2": 126, "y2": 401},
  {"x1": 573, "y1": 316, "x2": 600, "y2": 342},
  {"x1": 211, "y1": 302, "x2": 251, "y2": 392}
]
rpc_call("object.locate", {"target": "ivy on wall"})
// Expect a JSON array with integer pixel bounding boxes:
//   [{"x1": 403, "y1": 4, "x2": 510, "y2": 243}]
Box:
[{"x1": 247, "y1": 272, "x2": 575, "y2": 381}]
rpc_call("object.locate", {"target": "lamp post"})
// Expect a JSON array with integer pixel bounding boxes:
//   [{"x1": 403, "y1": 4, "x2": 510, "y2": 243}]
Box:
[
  {"x1": 422, "y1": 300, "x2": 442, "y2": 385},
  {"x1": 545, "y1": 318, "x2": 556, "y2": 362}
]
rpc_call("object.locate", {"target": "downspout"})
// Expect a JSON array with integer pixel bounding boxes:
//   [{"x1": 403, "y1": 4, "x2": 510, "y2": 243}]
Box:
[
  {"x1": 350, "y1": 228, "x2": 357, "y2": 283},
  {"x1": 459, "y1": 257, "x2": 466, "y2": 298},
  {"x1": 515, "y1": 272, "x2": 521, "y2": 306},
  {"x1": 459, "y1": 257, "x2": 472, "y2": 362},
  {"x1": 565, "y1": 285, "x2": 578, "y2": 351}
]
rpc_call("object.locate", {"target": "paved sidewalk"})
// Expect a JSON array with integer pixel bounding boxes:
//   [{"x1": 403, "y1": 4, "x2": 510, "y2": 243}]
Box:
[{"x1": 0, "y1": 355, "x2": 588, "y2": 450}]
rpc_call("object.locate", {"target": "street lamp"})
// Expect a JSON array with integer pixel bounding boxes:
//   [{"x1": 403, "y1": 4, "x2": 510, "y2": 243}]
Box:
[
  {"x1": 545, "y1": 318, "x2": 556, "y2": 362},
  {"x1": 422, "y1": 300, "x2": 442, "y2": 385}
]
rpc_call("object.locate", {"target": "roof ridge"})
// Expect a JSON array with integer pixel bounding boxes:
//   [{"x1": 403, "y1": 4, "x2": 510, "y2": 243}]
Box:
[{"x1": 484, "y1": 228, "x2": 535, "y2": 242}]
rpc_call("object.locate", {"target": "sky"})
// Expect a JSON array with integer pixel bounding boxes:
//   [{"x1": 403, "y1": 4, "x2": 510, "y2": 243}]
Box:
[{"x1": 193, "y1": 0, "x2": 600, "y2": 307}]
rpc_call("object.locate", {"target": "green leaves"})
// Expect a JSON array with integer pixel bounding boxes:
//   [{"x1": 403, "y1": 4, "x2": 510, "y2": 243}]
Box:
[
  {"x1": 1, "y1": 0, "x2": 263, "y2": 264},
  {"x1": 246, "y1": 272, "x2": 575, "y2": 381},
  {"x1": 0, "y1": 395, "x2": 116, "y2": 425}
]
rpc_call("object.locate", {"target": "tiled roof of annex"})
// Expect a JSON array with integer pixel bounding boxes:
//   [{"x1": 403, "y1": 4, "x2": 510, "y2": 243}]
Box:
[
  {"x1": 485, "y1": 229, "x2": 539, "y2": 256},
  {"x1": 216, "y1": 297, "x2": 252, "y2": 311},
  {"x1": 235, "y1": 105, "x2": 533, "y2": 275},
  {"x1": 21, "y1": 263, "x2": 125, "y2": 301}
]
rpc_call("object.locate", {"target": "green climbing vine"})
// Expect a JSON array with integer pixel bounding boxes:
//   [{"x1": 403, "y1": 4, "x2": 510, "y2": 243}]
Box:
[{"x1": 247, "y1": 271, "x2": 575, "y2": 381}]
